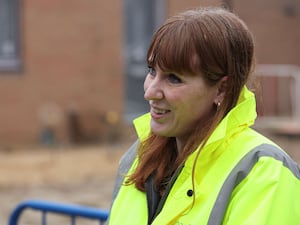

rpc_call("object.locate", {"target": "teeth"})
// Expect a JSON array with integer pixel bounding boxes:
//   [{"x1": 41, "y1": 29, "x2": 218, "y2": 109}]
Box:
[{"x1": 153, "y1": 108, "x2": 169, "y2": 114}]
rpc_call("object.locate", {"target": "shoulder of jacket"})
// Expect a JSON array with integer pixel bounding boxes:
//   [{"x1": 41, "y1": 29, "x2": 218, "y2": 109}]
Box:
[{"x1": 119, "y1": 139, "x2": 139, "y2": 173}]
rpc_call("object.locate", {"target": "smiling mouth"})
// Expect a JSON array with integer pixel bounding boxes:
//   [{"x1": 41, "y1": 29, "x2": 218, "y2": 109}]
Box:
[
  {"x1": 150, "y1": 106, "x2": 171, "y2": 120},
  {"x1": 153, "y1": 108, "x2": 171, "y2": 114}
]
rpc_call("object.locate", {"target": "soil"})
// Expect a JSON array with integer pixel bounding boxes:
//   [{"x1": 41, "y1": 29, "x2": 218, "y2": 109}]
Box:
[
  {"x1": 0, "y1": 132, "x2": 299, "y2": 225},
  {"x1": 0, "y1": 142, "x2": 130, "y2": 225}
]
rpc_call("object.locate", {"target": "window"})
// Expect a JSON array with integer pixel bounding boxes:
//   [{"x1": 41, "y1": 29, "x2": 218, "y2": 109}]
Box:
[{"x1": 0, "y1": 0, "x2": 21, "y2": 72}]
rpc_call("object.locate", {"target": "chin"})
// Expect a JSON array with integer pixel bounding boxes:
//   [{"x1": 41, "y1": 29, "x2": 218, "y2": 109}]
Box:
[
  {"x1": 150, "y1": 121, "x2": 175, "y2": 137},
  {"x1": 151, "y1": 129, "x2": 173, "y2": 137}
]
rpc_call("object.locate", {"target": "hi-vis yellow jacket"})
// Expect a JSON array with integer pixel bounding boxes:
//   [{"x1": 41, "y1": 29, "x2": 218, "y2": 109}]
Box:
[{"x1": 108, "y1": 87, "x2": 300, "y2": 225}]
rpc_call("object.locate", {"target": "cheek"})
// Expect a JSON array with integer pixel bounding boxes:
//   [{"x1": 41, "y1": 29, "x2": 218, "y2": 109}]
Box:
[{"x1": 182, "y1": 92, "x2": 214, "y2": 118}]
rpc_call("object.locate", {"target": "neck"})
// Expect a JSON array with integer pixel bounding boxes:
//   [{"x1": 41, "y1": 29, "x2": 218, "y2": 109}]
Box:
[{"x1": 175, "y1": 135, "x2": 188, "y2": 153}]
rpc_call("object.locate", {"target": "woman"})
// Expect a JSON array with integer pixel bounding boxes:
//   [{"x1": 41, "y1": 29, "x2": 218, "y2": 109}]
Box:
[{"x1": 108, "y1": 7, "x2": 300, "y2": 225}]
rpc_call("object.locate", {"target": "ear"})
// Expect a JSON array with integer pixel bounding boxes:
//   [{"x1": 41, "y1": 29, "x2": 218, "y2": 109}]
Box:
[{"x1": 214, "y1": 76, "x2": 228, "y2": 105}]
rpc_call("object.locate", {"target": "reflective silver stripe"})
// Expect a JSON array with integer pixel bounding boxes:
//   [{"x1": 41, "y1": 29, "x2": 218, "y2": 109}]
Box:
[
  {"x1": 107, "y1": 140, "x2": 139, "y2": 224},
  {"x1": 111, "y1": 140, "x2": 139, "y2": 202},
  {"x1": 207, "y1": 143, "x2": 300, "y2": 225}
]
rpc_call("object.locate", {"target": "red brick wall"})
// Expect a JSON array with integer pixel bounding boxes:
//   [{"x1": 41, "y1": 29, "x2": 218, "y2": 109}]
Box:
[
  {"x1": 167, "y1": 0, "x2": 221, "y2": 14},
  {"x1": 234, "y1": 0, "x2": 300, "y2": 65},
  {"x1": 0, "y1": 0, "x2": 123, "y2": 146}
]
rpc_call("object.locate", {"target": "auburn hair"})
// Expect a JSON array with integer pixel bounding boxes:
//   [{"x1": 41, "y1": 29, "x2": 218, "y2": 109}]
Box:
[{"x1": 126, "y1": 7, "x2": 255, "y2": 195}]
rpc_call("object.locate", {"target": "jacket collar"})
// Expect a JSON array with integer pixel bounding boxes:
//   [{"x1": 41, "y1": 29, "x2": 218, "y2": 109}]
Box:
[{"x1": 205, "y1": 85, "x2": 256, "y2": 146}]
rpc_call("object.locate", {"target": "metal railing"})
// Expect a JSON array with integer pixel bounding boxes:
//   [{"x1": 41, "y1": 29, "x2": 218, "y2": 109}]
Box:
[
  {"x1": 8, "y1": 199, "x2": 109, "y2": 225},
  {"x1": 254, "y1": 64, "x2": 300, "y2": 136}
]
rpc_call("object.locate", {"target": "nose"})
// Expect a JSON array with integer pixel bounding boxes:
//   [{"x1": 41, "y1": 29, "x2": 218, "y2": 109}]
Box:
[{"x1": 144, "y1": 75, "x2": 163, "y2": 101}]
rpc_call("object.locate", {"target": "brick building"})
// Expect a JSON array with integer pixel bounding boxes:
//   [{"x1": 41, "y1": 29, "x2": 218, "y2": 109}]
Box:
[{"x1": 0, "y1": 0, "x2": 299, "y2": 146}]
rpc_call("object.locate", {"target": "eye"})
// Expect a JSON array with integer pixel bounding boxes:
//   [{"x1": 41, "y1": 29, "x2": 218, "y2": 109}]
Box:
[
  {"x1": 168, "y1": 73, "x2": 182, "y2": 84},
  {"x1": 148, "y1": 66, "x2": 156, "y2": 76}
]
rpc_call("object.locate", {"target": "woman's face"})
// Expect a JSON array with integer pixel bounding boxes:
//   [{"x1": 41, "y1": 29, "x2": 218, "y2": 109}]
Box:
[{"x1": 144, "y1": 66, "x2": 219, "y2": 146}]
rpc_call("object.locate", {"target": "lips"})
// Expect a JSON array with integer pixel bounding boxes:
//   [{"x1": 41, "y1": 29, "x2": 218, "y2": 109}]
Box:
[{"x1": 150, "y1": 105, "x2": 171, "y2": 120}]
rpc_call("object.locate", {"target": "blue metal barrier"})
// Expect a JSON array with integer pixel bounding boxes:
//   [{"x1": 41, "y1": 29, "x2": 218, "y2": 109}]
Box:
[{"x1": 8, "y1": 199, "x2": 109, "y2": 225}]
